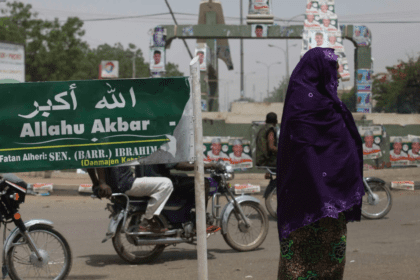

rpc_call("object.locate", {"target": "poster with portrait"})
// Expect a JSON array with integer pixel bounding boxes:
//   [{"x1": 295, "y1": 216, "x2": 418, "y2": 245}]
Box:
[
  {"x1": 149, "y1": 47, "x2": 165, "y2": 72},
  {"x1": 150, "y1": 26, "x2": 166, "y2": 47},
  {"x1": 203, "y1": 136, "x2": 253, "y2": 168},
  {"x1": 228, "y1": 138, "x2": 253, "y2": 168},
  {"x1": 353, "y1": 25, "x2": 371, "y2": 46},
  {"x1": 308, "y1": 30, "x2": 329, "y2": 49},
  {"x1": 304, "y1": 13, "x2": 320, "y2": 30},
  {"x1": 248, "y1": 0, "x2": 271, "y2": 15},
  {"x1": 358, "y1": 126, "x2": 383, "y2": 159},
  {"x1": 356, "y1": 92, "x2": 371, "y2": 107},
  {"x1": 407, "y1": 135, "x2": 420, "y2": 165},
  {"x1": 389, "y1": 136, "x2": 411, "y2": 166},
  {"x1": 251, "y1": 24, "x2": 268, "y2": 38},
  {"x1": 327, "y1": 32, "x2": 344, "y2": 51},
  {"x1": 357, "y1": 69, "x2": 374, "y2": 84},
  {"x1": 338, "y1": 57, "x2": 350, "y2": 80},
  {"x1": 195, "y1": 45, "x2": 209, "y2": 72}
]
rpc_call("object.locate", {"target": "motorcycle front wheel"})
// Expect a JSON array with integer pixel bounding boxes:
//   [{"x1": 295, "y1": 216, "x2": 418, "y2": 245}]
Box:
[
  {"x1": 112, "y1": 212, "x2": 166, "y2": 264},
  {"x1": 223, "y1": 201, "x2": 269, "y2": 252},
  {"x1": 361, "y1": 182, "x2": 393, "y2": 219},
  {"x1": 265, "y1": 187, "x2": 277, "y2": 219},
  {"x1": 6, "y1": 224, "x2": 72, "y2": 280}
]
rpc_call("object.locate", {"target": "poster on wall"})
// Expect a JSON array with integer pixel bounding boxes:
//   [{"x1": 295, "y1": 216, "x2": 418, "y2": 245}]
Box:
[
  {"x1": 353, "y1": 25, "x2": 371, "y2": 46},
  {"x1": 389, "y1": 136, "x2": 410, "y2": 166},
  {"x1": 407, "y1": 135, "x2": 420, "y2": 164},
  {"x1": 251, "y1": 24, "x2": 268, "y2": 38},
  {"x1": 248, "y1": 0, "x2": 272, "y2": 15},
  {"x1": 358, "y1": 126, "x2": 383, "y2": 159},
  {"x1": 203, "y1": 136, "x2": 253, "y2": 168},
  {"x1": 357, "y1": 69, "x2": 373, "y2": 84},
  {"x1": 0, "y1": 42, "x2": 25, "y2": 83},
  {"x1": 149, "y1": 47, "x2": 165, "y2": 72},
  {"x1": 301, "y1": 0, "x2": 350, "y2": 81},
  {"x1": 195, "y1": 45, "x2": 209, "y2": 72}
]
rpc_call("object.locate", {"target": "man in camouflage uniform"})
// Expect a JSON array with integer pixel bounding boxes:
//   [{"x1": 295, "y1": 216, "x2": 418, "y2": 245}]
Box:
[{"x1": 256, "y1": 112, "x2": 278, "y2": 167}]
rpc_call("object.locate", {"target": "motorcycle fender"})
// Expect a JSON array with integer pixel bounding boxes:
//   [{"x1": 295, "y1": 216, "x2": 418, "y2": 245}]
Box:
[
  {"x1": 103, "y1": 210, "x2": 125, "y2": 243},
  {"x1": 263, "y1": 179, "x2": 276, "y2": 199},
  {"x1": 3, "y1": 219, "x2": 54, "y2": 258},
  {"x1": 365, "y1": 177, "x2": 386, "y2": 185},
  {"x1": 220, "y1": 195, "x2": 261, "y2": 235}
]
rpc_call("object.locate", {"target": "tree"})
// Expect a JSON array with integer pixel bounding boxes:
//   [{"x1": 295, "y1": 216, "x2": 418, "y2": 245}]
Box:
[
  {"x1": 372, "y1": 55, "x2": 420, "y2": 113},
  {"x1": 264, "y1": 76, "x2": 289, "y2": 103},
  {"x1": 340, "y1": 86, "x2": 357, "y2": 112},
  {"x1": 165, "y1": 62, "x2": 184, "y2": 77}
]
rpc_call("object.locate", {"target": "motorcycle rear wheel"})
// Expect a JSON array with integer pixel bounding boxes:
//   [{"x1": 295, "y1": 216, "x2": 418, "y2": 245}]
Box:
[
  {"x1": 6, "y1": 224, "x2": 72, "y2": 280},
  {"x1": 112, "y1": 212, "x2": 166, "y2": 264},
  {"x1": 361, "y1": 182, "x2": 393, "y2": 219},
  {"x1": 223, "y1": 201, "x2": 269, "y2": 252},
  {"x1": 265, "y1": 187, "x2": 277, "y2": 219}
]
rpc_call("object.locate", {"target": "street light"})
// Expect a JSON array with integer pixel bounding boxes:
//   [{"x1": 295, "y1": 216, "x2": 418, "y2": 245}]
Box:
[{"x1": 256, "y1": 61, "x2": 282, "y2": 101}]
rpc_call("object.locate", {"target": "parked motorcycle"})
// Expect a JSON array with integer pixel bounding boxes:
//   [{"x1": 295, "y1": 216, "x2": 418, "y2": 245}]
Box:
[
  {"x1": 262, "y1": 169, "x2": 392, "y2": 220},
  {"x1": 94, "y1": 161, "x2": 269, "y2": 264},
  {"x1": 0, "y1": 174, "x2": 72, "y2": 280}
]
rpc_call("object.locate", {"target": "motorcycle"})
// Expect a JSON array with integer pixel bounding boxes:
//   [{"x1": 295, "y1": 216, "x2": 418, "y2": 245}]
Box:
[
  {"x1": 94, "y1": 161, "x2": 269, "y2": 264},
  {"x1": 262, "y1": 169, "x2": 392, "y2": 220},
  {"x1": 0, "y1": 174, "x2": 72, "y2": 280}
]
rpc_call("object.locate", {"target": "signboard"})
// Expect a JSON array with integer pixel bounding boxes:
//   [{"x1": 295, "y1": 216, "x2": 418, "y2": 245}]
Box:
[
  {"x1": 0, "y1": 77, "x2": 194, "y2": 172},
  {"x1": 248, "y1": 0, "x2": 271, "y2": 15},
  {"x1": 0, "y1": 42, "x2": 25, "y2": 83},
  {"x1": 203, "y1": 136, "x2": 253, "y2": 168},
  {"x1": 101, "y1": 61, "x2": 119, "y2": 78}
]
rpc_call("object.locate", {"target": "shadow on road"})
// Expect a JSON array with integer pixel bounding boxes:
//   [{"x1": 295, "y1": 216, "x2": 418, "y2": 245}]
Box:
[{"x1": 79, "y1": 246, "x2": 265, "y2": 267}]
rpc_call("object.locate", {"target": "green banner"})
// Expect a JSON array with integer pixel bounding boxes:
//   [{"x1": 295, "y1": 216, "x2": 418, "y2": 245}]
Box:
[{"x1": 0, "y1": 77, "x2": 190, "y2": 172}]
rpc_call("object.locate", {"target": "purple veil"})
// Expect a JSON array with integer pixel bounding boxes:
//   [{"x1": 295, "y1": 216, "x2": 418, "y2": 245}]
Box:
[{"x1": 276, "y1": 48, "x2": 365, "y2": 241}]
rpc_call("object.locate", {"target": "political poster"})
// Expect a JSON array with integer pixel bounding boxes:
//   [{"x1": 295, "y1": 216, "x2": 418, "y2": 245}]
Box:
[
  {"x1": 301, "y1": 0, "x2": 350, "y2": 81},
  {"x1": 149, "y1": 47, "x2": 165, "y2": 72},
  {"x1": 248, "y1": 0, "x2": 271, "y2": 15},
  {"x1": 251, "y1": 24, "x2": 268, "y2": 38},
  {"x1": 407, "y1": 135, "x2": 420, "y2": 164},
  {"x1": 195, "y1": 45, "x2": 209, "y2": 72},
  {"x1": 0, "y1": 42, "x2": 25, "y2": 83},
  {"x1": 353, "y1": 25, "x2": 371, "y2": 46},
  {"x1": 203, "y1": 136, "x2": 253, "y2": 169},
  {"x1": 0, "y1": 77, "x2": 194, "y2": 172},
  {"x1": 151, "y1": 26, "x2": 166, "y2": 47},
  {"x1": 389, "y1": 136, "x2": 410, "y2": 166},
  {"x1": 101, "y1": 61, "x2": 119, "y2": 78},
  {"x1": 358, "y1": 126, "x2": 383, "y2": 159},
  {"x1": 357, "y1": 69, "x2": 374, "y2": 84}
]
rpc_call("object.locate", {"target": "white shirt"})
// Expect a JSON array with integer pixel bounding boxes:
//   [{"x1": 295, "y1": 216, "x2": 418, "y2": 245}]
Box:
[
  {"x1": 304, "y1": 20, "x2": 320, "y2": 29},
  {"x1": 321, "y1": 24, "x2": 337, "y2": 32},
  {"x1": 229, "y1": 152, "x2": 252, "y2": 161},
  {"x1": 328, "y1": 42, "x2": 344, "y2": 50},
  {"x1": 319, "y1": 10, "x2": 337, "y2": 19},
  {"x1": 390, "y1": 150, "x2": 408, "y2": 160},
  {"x1": 363, "y1": 143, "x2": 382, "y2": 157},
  {"x1": 207, "y1": 151, "x2": 228, "y2": 159},
  {"x1": 408, "y1": 150, "x2": 420, "y2": 160}
]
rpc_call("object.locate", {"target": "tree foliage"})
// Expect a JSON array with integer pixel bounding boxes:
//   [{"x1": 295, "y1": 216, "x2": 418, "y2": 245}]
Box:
[
  {"x1": 340, "y1": 86, "x2": 357, "y2": 112},
  {"x1": 372, "y1": 55, "x2": 420, "y2": 113},
  {"x1": 265, "y1": 76, "x2": 289, "y2": 103},
  {"x1": 0, "y1": 1, "x2": 183, "y2": 82}
]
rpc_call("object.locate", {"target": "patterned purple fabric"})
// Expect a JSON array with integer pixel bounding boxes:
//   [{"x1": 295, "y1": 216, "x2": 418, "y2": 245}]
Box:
[{"x1": 276, "y1": 47, "x2": 365, "y2": 241}]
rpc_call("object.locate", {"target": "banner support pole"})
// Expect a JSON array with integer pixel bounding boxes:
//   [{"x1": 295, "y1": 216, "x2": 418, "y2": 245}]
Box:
[{"x1": 190, "y1": 56, "x2": 208, "y2": 280}]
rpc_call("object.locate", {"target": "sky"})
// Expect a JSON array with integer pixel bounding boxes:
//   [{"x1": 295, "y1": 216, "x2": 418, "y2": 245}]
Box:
[{"x1": 5, "y1": 0, "x2": 420, "y2": 111}]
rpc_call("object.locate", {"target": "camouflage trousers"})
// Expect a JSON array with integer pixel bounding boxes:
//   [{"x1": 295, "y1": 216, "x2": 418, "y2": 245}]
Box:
[{"x1": 278, "y1": 212, "x2": 347, "y2": 280}]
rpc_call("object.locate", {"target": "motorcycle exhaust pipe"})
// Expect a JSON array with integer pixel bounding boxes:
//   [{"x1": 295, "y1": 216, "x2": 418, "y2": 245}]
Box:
[{"x1": 135, "y1": 237, "x2": 186, "y2": 245}]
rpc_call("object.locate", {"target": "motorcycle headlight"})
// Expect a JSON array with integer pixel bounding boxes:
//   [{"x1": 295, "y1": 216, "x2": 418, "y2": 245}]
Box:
[{"x1": 225, "y1": 172, "x2": 234, "y2": 181}]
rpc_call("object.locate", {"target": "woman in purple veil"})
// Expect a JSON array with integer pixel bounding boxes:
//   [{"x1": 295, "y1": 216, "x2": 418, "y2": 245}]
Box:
[{"x1": 276, "y1": 47, "x2": 365, "y2": 279}]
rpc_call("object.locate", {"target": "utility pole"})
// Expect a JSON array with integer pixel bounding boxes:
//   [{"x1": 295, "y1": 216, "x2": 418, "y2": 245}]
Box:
[
  {"x1": 132, "y1": 56, "x2": 135, "y2": 78},
  {"x1": 240, "y1": 0, "x2": 244, "y2": 99}
]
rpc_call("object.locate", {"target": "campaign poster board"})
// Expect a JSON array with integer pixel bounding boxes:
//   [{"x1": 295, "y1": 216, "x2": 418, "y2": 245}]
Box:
[
  {"x1": 357, "y1": 69, "x2": 373, "y2": 84},
  {"x1": 101, "y1": 61, "x2": 119, "y2": 79},
  {"x1": 0, "y1": 42, "x2": 25, "y2": 83},
  {"x1": 358, "y1": 126, "x2": 383, "y2": 159},
  {"x1": 195, "y1": 45, "x2": 208, "y2": 72},
  {"x1": 150, "y1": 26, "x2": 166, "y2": 47},
  {"x1": 251, "y1": 24, "x2": 268, "y2": 38},
  {"x1": 248, "y1": 0, "x2": 272, "y2": 15},
  {"x1": 389, "y1": 136, "x2": 411, "y2": 167},
  {"x1": 407, "y1": 135, "x2": 420, "y2": 164},
  {"x1": 353, "y1": 25, "x2": 371, "y2": 46},
  {"x1": 203, "y1": 136, "x2": 253, "y2": 169},
  {"x1": 149, "y1": 47, "x2": 165, "y2": 72}
]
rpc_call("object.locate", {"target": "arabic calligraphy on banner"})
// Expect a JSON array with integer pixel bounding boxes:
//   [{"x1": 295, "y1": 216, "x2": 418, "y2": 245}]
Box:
[{"x1": 0, "y1": 78, "x2": 192, "y2": 172}]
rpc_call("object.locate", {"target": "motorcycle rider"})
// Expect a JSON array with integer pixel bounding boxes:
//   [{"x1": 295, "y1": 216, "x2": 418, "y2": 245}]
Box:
[
  {"x1": 256, "y1": 112, "x2": 278, "y2": 167},
  {"x1": 87, "y1": 167, "x2": 173, "y2": 233}
]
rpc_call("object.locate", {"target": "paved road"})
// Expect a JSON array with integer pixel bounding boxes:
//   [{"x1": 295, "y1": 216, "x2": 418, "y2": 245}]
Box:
[{"x1": 3, "y1": 191, "x2": 420, "y2": 280}]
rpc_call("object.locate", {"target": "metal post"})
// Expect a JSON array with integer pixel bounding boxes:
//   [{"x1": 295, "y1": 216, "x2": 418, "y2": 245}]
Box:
[
  {"x1": 267, "y1": 67, "x2": 269, "y2": 99},
  {"x1": 132, "y1": 57, "x2": 135, "y2": 78},
  {"x1": 240, "y1": 0, "x2": 244, "y2": 99},
  {"x1": 190, "y1": 56, "x2": 208, "y2": 280}
]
